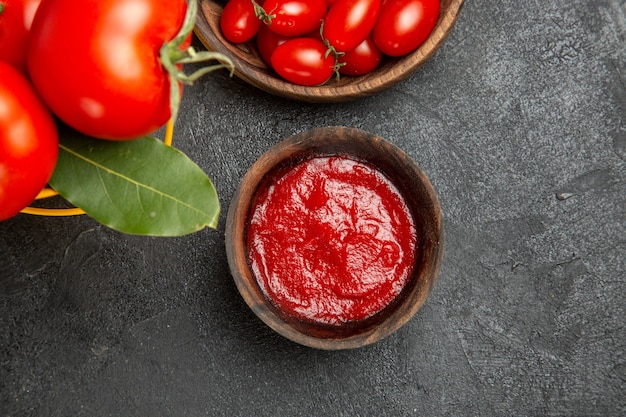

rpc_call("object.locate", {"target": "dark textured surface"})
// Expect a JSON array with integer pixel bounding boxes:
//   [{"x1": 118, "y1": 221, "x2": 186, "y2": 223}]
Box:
[{"x1": 1, "y1": 0, "x2": 625, "y2": 415}]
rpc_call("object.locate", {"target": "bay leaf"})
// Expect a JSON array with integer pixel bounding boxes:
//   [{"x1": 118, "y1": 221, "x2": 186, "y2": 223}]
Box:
[{"x1": 49, "y1": 129, "x2": 220, "y2": 236}]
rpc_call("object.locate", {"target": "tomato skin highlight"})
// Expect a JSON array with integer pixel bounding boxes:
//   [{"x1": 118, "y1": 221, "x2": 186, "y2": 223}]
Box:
[
  {"x1": 27, "y1": 0, "x2": 189, "y2": 141},
  {"x1": 322, "y1": 0, "x2": 381, "y2": 52},
  {"x1": 220, "y1": 0, "x2": 262, "y2": 43},
  {"x1": 372, "y1": 0, "x2": 439, "y2": 57},
  {"x1": 0, "y1": 62, "x2": 58, "y2": 221},
  {"x1": 0, "y1": 0, "x2": 41, "y2": 73},
  {"x1": 271, "y1": 37, "x2": 335, "y2": 86},
  {"x1": 338, "y1": 36, "x2": 382, "y2": 76},
  {"x1": 261, "y1": 0, "x2": 327, "y2": 37}
]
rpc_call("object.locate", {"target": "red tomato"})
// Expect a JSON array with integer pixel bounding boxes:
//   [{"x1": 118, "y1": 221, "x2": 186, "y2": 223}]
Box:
[
  {"x1": 220, "y1": 0, "x2": 262, "y2": 43},
  {"x1": 261, "y1": 0, "x2": 327, "y2": 37},
  {"x1": 0, "y1": 62, "x2": 58, "y2": 221},
  {"x1": 256, "y1": 24, "x2": 292, "y2": 66},
  {"x1": 0, "y1": 0, "x2": 41, "y2": 73},
  {"x1": 322, "y1": 0, "x2": 380, "y2": 53},
  {"x1": 303, "y1": 25, "x2": 324, "y2": 41},
  {"x1": 372, "y1": 0, "x2": 439, "y2": 57},
  {"x1": 338, "y1": 36, "x2": 382, "y2": 76},
  {"x1": 271, "y1": 37, "x2": 336, "y2": 86},
  {"x1": 27, "y1": 0, "x2": 190, "y2": 141}
]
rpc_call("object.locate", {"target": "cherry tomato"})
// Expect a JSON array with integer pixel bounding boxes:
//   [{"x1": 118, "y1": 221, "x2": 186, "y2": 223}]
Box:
[
  {"x1": 322, "y1": 0, "x2": 380, "y2": 52},
  {"x1": 256, "y1": 24, "x2": 292, "y2": 66},
  {"x1": 0, "y1": 0, "x2": 41, "y2": 73},
  {"x1": 0, "y1": 62, "x2": 58, "y2": 221},
  {"x1": 338, "y1": 36, "x2": 382, "y2": 76},
  {"x1": 220, "y1": 0, "x2": 262, "y2": 43},
  {"x1": 27, "y1": 0, "x2": 190, "y2": 141},
  {"x1": 372, "y1": 0, "x2": 439, "y2": 57},
  {"x1": 303, "y1": 25, "x2": 324, "y2": 41},
  {"x1": 261, "y1": 0, "x2": 327, "y2": 37},
  {"x1": 271, "y1": 37, "x2": 335, "y2": 86}
]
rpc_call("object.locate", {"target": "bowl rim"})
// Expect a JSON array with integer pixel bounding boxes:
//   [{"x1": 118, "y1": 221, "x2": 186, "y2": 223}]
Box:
[
  {"x1": 225, "y1": 126, "x2": 444, "y2": 349},
  {"x1": 195, "y1": 0, "x2": 466, "y2": 103}
]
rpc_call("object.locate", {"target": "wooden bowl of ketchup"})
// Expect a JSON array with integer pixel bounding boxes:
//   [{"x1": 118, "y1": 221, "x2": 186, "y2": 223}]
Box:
[
  {"x1": 194, "y1": 0, "x2": 465, "y2": 103},
  {"x1": 225, "y1": 127, "x2": 444, "y2": 349}
]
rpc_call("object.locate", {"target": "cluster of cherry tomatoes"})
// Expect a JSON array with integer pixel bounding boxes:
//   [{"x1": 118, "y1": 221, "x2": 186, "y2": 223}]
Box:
[
  {"x1": 0, "y1": 0, "x2": 200, "y2": 221},
  {"x1": 220, "y1": 0, "x2": 440, "y2": 86}
]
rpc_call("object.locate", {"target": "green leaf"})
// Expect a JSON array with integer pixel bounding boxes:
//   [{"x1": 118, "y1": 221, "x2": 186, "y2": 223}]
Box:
[{"x1": 49, "y1": 129, "x2": 220, "y2": 236}]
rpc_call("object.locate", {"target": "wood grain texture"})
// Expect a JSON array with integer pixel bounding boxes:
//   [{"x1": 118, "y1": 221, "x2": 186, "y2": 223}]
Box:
[
  {"x1": 195, "y1": 0, "x2": 465, "y2": 102},
  {"x1": 225, "y1": 127, "x2": 444, "y2": 349}
]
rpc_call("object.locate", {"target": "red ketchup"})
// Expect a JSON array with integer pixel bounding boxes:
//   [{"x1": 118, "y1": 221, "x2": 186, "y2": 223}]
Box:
[{"x1": 246, "y1": 155, "x2": 417, "y2": 325}]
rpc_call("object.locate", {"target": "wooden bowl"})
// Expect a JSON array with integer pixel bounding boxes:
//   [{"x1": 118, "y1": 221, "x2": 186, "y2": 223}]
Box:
[
  {"x1": 225, "y1": 127, "x2": 444, "y2": 349},
  {"x1": 195, "y1": 0, "x2": 465, "y2": 103}
]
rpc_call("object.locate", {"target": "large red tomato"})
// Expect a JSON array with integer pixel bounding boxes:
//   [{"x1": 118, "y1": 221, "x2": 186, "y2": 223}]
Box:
[
  {"x1": 0, "y1": 0, "x2": 41, "y2": 73},
  {"x1": 0, "y1": 62, "x2": 58, "y2": 221},
  {"x1": 27, "y1": 0, "x2": 190, "y2": 140}
]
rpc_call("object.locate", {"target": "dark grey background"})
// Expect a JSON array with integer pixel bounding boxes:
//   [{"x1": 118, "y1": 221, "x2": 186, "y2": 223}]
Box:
[{"x1": 1, "y1": 0, "x2": 624, "y2": 415}]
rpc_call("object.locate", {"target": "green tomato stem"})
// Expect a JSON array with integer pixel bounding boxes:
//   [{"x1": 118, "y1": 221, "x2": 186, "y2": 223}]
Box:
[
  {"x1": 318, "y1": 21, "x2": 342, "y2": 82},
  {"x1": 0, "y1": 2, "x2": 5, "y2": 14},
  {"x1": 160, "y1": 0, "x2": 235, "y2": 127},
  {"x1": 253, "y1": 0, "x2": 273, "y2": 25}
]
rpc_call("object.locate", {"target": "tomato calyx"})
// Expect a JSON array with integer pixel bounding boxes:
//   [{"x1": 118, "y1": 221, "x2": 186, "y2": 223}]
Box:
[
  {"x1": 319, "y1": 21, "x2": 344, "y2": 82},
  {"x1": 159, "y1": 0, "x2": 235, "y2": 125},
  {"x1": 324, "y1": 47, "x2": 345, "y2": 82},
  {"x1": 0, "y1": 3, "x2": 5, "y2": 14},
  {"x1": 253, "y1": 0, "x2": 275, "y2": 25}
]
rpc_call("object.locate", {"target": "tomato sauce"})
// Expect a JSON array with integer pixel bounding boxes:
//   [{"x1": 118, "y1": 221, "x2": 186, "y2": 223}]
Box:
[{"x1": 246, "y1": 155, "x2": 417, "y2": 325}]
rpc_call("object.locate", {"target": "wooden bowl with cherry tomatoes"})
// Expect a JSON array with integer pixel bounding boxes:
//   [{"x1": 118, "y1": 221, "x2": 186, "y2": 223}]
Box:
[{"x1": 194, "y1": 0, "x2": 465, "y2": 103}]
